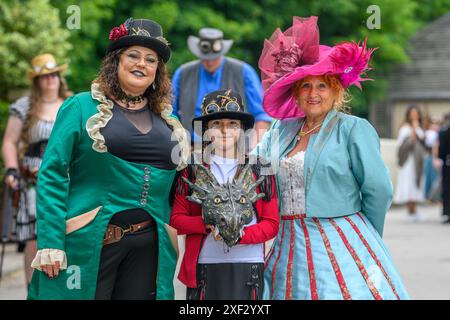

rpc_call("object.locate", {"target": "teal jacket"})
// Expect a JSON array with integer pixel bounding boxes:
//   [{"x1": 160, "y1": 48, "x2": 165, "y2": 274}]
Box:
[
  {"x1": 251, "y1": 109, "x2": 393, "y2": 236},
  {"x1": 28, "y1": 92, "x2": 179, "y2": 300}
]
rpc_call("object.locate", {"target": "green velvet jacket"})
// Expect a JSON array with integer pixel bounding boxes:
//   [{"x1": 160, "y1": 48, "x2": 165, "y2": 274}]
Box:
[{"x1": 28, "y1": 91, "x2": 179, "y2": 300}]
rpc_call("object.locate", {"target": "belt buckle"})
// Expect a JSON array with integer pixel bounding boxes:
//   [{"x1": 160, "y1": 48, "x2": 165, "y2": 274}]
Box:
[
  {"x1": 110, "y1": 226, "x2": 125, "y2": 240},
  {"x1": 103, "y1": 227, "x2": 116, "y2": 242},
  {"x1": 120, "y1": 226, "x2": 131, "y2": 236}
]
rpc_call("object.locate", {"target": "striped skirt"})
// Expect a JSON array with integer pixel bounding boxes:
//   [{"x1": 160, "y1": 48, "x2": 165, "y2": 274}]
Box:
[
  {"x1": 14, "y1": 184, "x2": 37, "y2": 242},
  {"x1": 264, "y1": 213, "x2": 409, "y2": 300}
]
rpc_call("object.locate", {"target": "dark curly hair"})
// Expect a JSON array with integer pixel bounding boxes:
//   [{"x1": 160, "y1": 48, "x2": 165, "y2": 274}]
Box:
[{"x1": 94, "y1": 48, "x2": 172, "y2": 113}]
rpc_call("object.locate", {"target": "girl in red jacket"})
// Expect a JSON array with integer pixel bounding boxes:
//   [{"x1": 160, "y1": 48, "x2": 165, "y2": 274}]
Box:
[{"x1": 170, "y1": 89, "x2": 279, "y2": 300}]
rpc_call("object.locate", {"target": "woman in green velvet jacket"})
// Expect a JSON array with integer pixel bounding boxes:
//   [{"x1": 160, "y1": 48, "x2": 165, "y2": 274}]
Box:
[{"x1": 27, "y1": 18, "x2": 189, "y2": 300}]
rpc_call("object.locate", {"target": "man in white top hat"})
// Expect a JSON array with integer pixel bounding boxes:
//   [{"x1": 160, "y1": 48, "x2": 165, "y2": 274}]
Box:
[{"x1": 172, "y1": 28, "x2": 272, "y2": 145}]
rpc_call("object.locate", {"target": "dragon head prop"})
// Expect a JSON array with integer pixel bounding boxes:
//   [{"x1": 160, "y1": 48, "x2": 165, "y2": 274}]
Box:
[{"x1": 182, "y1": 164, "x2": 265, "y2": 247}]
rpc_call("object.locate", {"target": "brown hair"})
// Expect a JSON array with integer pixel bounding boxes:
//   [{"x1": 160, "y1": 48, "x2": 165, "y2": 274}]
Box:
[
  {"x1": 405, "y1": 105, "x2": 423, "y2": 128},
  {"x1": 87, "y1": 48, "x2": 189, "y2": 170},
  {"x1": 94, "y1": 48, "x2": 172, "y2": 113},
  {"x1": 200, "y1": 123, "x2": 247, "y2": 165},
  {"x1": 294, "y1": 74, "x2": 351, "y2": 113},
  {"x1": 20, "y1": 73, "x2": 70, "y2": 158}
]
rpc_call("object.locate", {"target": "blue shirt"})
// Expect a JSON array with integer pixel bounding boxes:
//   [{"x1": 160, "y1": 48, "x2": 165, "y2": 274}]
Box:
[{"x1": 172, "y1": 57, "x2": 272, "y2": 131}]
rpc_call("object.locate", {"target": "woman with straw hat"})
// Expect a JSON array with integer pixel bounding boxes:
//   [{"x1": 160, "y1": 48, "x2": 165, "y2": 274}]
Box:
[{"x1": 2, "y1": 53, "x2": 71, "y2": 289}]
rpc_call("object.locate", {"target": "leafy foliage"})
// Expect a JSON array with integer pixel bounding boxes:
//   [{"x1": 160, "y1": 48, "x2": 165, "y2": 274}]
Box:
[
  {"x1": 2, "y1": 0, "x2": 450, "y2": 111},
  {"x1": 0, "y1": 0, "x2": 72, "y2": 100}
]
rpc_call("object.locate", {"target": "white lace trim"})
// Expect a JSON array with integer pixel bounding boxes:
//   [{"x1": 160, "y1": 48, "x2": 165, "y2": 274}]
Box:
[
  {"x1": 86, "y1": 82, "x2": 114, "y2": 153},
  {"x1": 279, "y1": 151, "x2": 306, "y2": 215},
  {"x1": 31, "y1": 249, "x2": 68, "y2": 271}
]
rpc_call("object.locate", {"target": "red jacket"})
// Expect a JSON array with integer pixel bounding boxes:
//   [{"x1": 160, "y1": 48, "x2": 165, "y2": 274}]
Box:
[{"x1": 170, "y1": 166, "x2": 279, "y2": 288}]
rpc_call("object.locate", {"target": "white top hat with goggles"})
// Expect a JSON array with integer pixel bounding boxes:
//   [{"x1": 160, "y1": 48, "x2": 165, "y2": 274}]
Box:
[{"x1": 187, "y1": 28, "x2": 234, "y2": 61}]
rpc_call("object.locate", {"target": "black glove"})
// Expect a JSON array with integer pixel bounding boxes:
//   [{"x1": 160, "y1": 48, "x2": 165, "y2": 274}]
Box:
[{"x1": 5, "y1": 167, "x2": 21, "y2": 182}]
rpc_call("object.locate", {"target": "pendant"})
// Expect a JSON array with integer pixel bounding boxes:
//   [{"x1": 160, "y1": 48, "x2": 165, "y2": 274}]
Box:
[{"x1": 299, "y1": 131, "x2": 307, "y2": 137}]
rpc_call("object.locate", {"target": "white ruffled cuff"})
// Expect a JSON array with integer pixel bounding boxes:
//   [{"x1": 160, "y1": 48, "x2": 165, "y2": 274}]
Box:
[{"x1": 31, "y1": 249, "x2": 68, "y2": 271}]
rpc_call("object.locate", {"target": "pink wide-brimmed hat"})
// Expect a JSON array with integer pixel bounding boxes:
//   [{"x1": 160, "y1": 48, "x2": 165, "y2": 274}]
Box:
[{"x1": 259, "y1": 16, "x2": 375, "y2": 119}]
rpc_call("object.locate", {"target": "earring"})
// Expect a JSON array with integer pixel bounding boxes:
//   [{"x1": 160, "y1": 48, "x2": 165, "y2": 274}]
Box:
[{"x1": 152, "y1": 82, "x2": 156, "y2": 90}]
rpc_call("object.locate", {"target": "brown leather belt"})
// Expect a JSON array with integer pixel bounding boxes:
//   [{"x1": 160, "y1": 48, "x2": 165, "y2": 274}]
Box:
[{"x1": 103, "y1": 220, "x2": 153, "y2": 246}]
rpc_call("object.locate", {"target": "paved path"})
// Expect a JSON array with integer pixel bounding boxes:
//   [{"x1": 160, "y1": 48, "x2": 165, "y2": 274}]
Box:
[
  {"x1": 382, "y1": 203, "x2": 450, "y2": 299},
  {"x1": 1, "y1": 203, "x2": 449, "y2": 300}
]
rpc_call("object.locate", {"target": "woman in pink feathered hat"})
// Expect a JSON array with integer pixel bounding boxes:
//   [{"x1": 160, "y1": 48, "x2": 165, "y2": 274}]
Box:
[{"x1": 252, "y1": 16, "x2": 409, "y2": 300}]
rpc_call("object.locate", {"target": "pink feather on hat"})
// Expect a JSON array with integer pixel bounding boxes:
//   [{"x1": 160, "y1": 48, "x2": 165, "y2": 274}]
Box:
[{"x1": 330, "y1": 39, "x2": 376, "y2": 89}]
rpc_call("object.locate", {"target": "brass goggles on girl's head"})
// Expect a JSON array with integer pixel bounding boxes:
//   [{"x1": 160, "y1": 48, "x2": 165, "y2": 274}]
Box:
[{"x1": 202, "y1": 96, "x2": 241, "y2": 115}]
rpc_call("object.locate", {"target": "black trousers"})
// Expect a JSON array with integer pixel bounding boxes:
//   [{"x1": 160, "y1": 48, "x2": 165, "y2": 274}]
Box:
[
  {"x1": 186, "y1": 263, "x2": 264, "y2": 300},
  {"x1": 95, "y1": 224, "x2": 158, "y2": 300},
  {"x1": 443, "y1": 167, "x2": 450, "y2": 217}
]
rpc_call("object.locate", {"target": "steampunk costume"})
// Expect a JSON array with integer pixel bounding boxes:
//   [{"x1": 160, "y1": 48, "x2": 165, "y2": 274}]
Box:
[
  {"x1": 7, "y1": 97, "x2": 53, "y2": 243},
  {"x1": 170, "y1": 90, "x2": 279, "y2": 300},
  {"x1": 253, "y1": 16, "x2": 409, "y2": 300},
  {"x1": 28, "y1": 18, "x2": 189, "y2": 300},
  {"x1": 3, "y1": 54, "x2": 69, "y2": 244}
]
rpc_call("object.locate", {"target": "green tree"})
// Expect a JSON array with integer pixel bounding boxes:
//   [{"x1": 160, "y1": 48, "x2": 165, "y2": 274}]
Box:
[
  {"x1": 49, "y1": 0, "x2": 118, "y2": 92},
  {"x1": 125, "y1": 0, "x2": 447, "y2": 117},
  {"x1": 2, "y1": 0, "x2": 450, "y2": 180},
  {"x1": 0, "y1": 0, "x2": 71, "y2": 101},
  {"x1": 7, "y1": 0, "x2": 450, "y2": 116},
  {"x1": 155, "y1": 0, "x2": 425, "y2": 117}
]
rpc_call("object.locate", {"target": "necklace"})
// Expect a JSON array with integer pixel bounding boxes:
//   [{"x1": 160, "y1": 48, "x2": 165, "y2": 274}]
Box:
[
  {"x1": 297, "y1": 120, "x2": 323, "y2": 141},
  {"x1": 116, "y1": 102, "x2": 149, "y2": 113},
  {"x1": 121, "y1": 94, "x2": 145, "y2": 108},
  {"x1": 115, "y1": 88, "x2": 145, "y2": 108}
]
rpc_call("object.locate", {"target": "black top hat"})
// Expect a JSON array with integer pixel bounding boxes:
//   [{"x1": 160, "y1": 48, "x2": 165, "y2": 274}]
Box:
[
  {"x1": 187, "y1": 28, "x2": 233, "y2": 60},
  {"x1": 107, "y1": 18, "x2": 171, "y2": 63},
  {"x1": 193, "y1": 89, "x2": 254, "y2": 132}
]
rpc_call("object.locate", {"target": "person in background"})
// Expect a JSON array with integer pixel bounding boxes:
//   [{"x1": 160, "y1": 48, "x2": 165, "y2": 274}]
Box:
[
  {"x1": 1, "y1": 53, "x2": 71, "y2": 288},
  {"x1": 424, "y1": 116, "x2": 442, "y2": 202},
  {"x1": 171, "y1": 28, "x2": 272, "y2": 146},
  {"x1": 394, "y1": 106, "x2": 427, "y2": 222}
]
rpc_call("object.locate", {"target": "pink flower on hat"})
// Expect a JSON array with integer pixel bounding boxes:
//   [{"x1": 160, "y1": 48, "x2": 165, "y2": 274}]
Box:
[
  {"x1": 330, "y1": 39, "x2": 376, "y2": 89},
  {"x1": 259, "y1": 16, "x2": 376, "y2": 120},
  {"x1": 273, "y1": 43, "x2": 303, "y2": 80},
  {"x1": 259, "y1": 16, "x2": 320, "y2": 91},
  {"x1": 109, "y1": 23, "x2": 128, "y2": 41}
]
